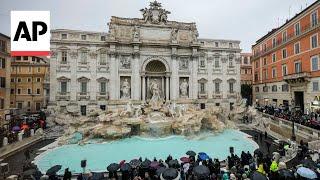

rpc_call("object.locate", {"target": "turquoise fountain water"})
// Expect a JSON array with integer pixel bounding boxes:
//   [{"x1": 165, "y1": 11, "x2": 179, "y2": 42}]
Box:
[{"x1": 34, "y1": 129, "x2": 258, "y2": 174}]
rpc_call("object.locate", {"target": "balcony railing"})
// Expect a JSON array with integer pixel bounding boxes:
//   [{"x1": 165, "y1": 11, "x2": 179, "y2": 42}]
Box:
[
  {"x1": 77, "y1": 92, "x2": 90, "y2": 101},
  {"x1": 253, "y1": 19, "x2": 320, "y2": 59},
  {"x1": 56, "y1": 92, "x2": 70, "y2": 101},
  {"x1": 283, "y1": 72, "x2": 311, "y2": 83},
  {"x1": 97, "y1": 92, "x2": 109, "y2": 100},
  {"x1": 212, "y1": 92, "x2": 222, "y2": 99},
  {"x1": 198, "y1": 91, "x2": 208, "y2": 99}
]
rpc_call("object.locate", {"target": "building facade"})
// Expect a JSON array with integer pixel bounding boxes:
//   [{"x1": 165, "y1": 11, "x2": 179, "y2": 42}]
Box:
[
  {"x1": 10, "y1": 56, "x2": 49, "y2": 112},
  {"x1": 49, "y1": 1, "x2": 241, "y2": 115},
  {"x1": 252, "y1": 1, "x2": 320, "y2": 113},
  {"x1": 240, "y1": 53, "x2": 253, "y2": 85},
  {"x1": 0, "y1": 33, "x2": 11, "y2": 123}
]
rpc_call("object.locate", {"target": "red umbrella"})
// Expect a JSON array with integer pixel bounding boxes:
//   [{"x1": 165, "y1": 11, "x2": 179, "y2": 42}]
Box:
[{"x1": 180, "y1": 157, "x2": 190, "y2": 163}]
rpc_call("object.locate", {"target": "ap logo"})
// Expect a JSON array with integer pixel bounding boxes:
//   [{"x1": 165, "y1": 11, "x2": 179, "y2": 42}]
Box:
[{"x1": 11, "y1": 11, "x2": 50, "y2": 56}]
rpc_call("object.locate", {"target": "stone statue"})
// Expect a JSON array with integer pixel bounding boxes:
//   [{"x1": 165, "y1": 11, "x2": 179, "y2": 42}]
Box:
[
  {"x1": 171, "y1": 29, "x2": 178, "y2": 42},
  {"x1": 179, "y1": 59, "x2": 188, "y2": 70},
  {"x1": 132, "y1": 26, "x2": 140, "y2": 41},
  {"x1": 140, "y1": 8, "x2": 151, "y2": 23},
  {"x1": 140, "y1": 0, "x2": 170, "y2": 24},
  {"x1": 192, "y1": 29, "x2": 199, "y2": 42},
  {"x1": 159, "y1": 9, "x2": 170, "y2": 23},
  {"x1": 149, "y1": 79, "x2": 162, "y2": 110},
  {"x1": 120, "y1": 101, "x2": 133, "y2": 117},
  {"x1": 120, "y1": 56, "x2": 131, "y2": 69},
  {"x1": 121, "y1": 78, "x2": 130, "y2": 99},
  {"x1": 180, "y1": 79, "x2": 189, "y2": 97}
]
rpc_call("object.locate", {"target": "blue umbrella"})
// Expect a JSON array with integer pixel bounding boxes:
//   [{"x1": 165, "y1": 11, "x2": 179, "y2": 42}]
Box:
[
  {"x1": 297, "y1": 167, "x2": 318, "y2": 179},
  {"x1": 198, "y1": 152, "x2": 210, "y2": 160},
  {"x1": 12, "y1": 126, "x2": 20, "y2": 132}
]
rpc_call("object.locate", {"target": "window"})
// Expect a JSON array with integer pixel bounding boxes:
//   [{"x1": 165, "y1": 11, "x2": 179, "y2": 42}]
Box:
[
  {"x1": 294, "y1": 42, "x2": 300, "y2": 54},
  {"x1": 214, "y1": 57, "x2": 220, "y2": 68},
  {"x1": 282, "y1": 31, "x2": 287, "y2": 42},
  {"x1": 100, "y1": 82, "x2": 106, "y2": 94},
  {"x1": 295, "y1": 23, "x2": 300, "y2": 36},
  {"x1": 282, "y1": 84, "x2": 289, "y2": 92},
  {"x1": 255, "y1": 86, "x2": 259, "y2": 92},
  {"x1": 0, "y1": 58, "x2": 5, "y2": 68},
  {"x1": 27, "y1": 101, "x2": 31, "y2": 107},
  {"x1": 17, "y1": 102, "x2": 22, "y2": 109},
  {"x1": 61, "y1": 34, "x2": 67, "y2": 39},
  {"x1": 0, "y1": 40, "x2": 6, "y2": 52},
  {"x1": 254, "y1": 73, "x2": 259, "y2": 81},
  {"x1": 36, "y1": 77, "x2": 41, "y2": 82},
  {"x1": 229, "y1": 82, "x2": 234, "y2": 93},
  {"x1": 27, "y1": 78, "x2": 31, "y2": 82},
  {"x1": 0, "y1": 99, "x2": 4, "y2": 110},
  {"x1": 272, "y1": 38, "x2": 276, "y2": 48},
  {"x1": 10, "y1": 89, "x2": 14, "y2": 94},
  {"x1": 263, "y1": 44, "x2": 267, "y2": 51},
  {"x1": 200, "y1": 60, "x2": 205, "y2": 67},
  {"x1": 36, "y1": 88, "x2": 40, "y2": 95},
  {"x1": 263, "y1": 58, "x2": 267, "y2": 65},
  {"x1": 311, "y1": 55, "x2": 319, "y2": 71},
  {"x1": 16, "y1": 56, "x2": 21, "y2": 60},
  {"x1": 27, "y1": 88, "x2": 31, "y2": 94},
  {"x1": 101, "y1": 36, "x2": 106, "y2": 41},
  {"x1": 229, "y1": 43, "x2": 233, "y2": 48},
  {"x1": 80, "y1": 51, "x2": 87, "y2": 64},
  {"x1": 313, "y1": 82, "x2": 319, "y2": 91},
  {"x1": 311, "y1": 34, "x2": 318, "y2": 49},
  {"x1": 311, "y1": 11, "x2": 318, "y2": 27},
  {"x1": 23, "y1": 56, "x2": 28, "y2": 60},
  {"x1": 61, "y1": 82, "x2": 67, "y2": 93},
  {"x1": 255, "y1": 61, "x2": 259, "y2": 68},
  {"x1": 61, "y1": 51, "x2": 67, "y2": 63},
  {"x1": 272, "y1": 67, "x2": 277, "y2": 78},
  {"x1": 263, "y1": 86, "x2": 268, "y2": 92},
  {"x1": 294, "y1": 61, "x2": 302, "y2": 73},
  {"x1": 0, "y1": 77, "x2": 5, "y2": 88},
  {"x1": 229, "y1": 56, "x2": 233, "y2": 67},
  {"x1": 37, "y1": 67, "x2": 41, "y2": 73},
  {"x1": 11, "y1": 78, "x2": 14, "y2": 83},
  {"x1": 215, "y1": 82, "x2": 220, "y2": 93},
  {"x1": 272, "y1": 53, "x2": 276, "y2": 62},
  {"x1": 243, "y1": 57, "x2": 248, "y2": 64},
  {"x1": 272, "y1": 85, "x2": 277, "y2": 92},
  {"x1": 282, "y1": 64, "x2": 288, "y2": 76},
  {"x1": 80, "y1": 82, "x2": 87, "y2": 93},
  {"x1": 17, "y1": 89, "x2": 21, "y2": 94},
  {"x1": 17, "y1": 78, "x2": 21, "y2": 82},
  {"x1": 36, "y1": 103, "x2": 41, "y2": 111},
  {"x1": 100, "y1": 52, "x2": 106, "y2": 65},
  {"x1": 200, "y1": 83, "x2": 205, "y2": 93},
  {"x1": 282, "y1": 49, "x2": 287, "y2": 59},
  {"x1": 263, "y1": 70, "x2": 267, "y2": 80},
  {"x1": 81, "y1": 35, "x2": 87, "y2": 40},
  {"x1": 215, "y1": 42, "x2": 219, "y2": 47}
]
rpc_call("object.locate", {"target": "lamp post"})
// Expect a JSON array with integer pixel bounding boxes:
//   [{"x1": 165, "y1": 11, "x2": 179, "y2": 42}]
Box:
[{"x1": 291, "y1": 99, "x2": 296, "y2": 141}]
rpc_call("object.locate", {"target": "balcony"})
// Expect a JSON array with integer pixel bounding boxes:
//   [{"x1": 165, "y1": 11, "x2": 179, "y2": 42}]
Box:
[
  {"x1": 212, "y1": 92, "x2": 222, "y2": 99},
  {"x1": 283, "y1": 72, "x2": 310, "y2": 84},
  {"x1": 97, "y1": 92, "x2": 109, "y2": 100},
  {"x1": 56, "y1": 92, "x2": 70, "y2": 101},
  {"x1": 77, "y1": 92, "x2": 90, "y2": 101},
  {"x1": 227, "y1": 92, "x2": 237, "y2": 99},
  {"x1": 198, "y1": 91, "x2": 208, "y2": 99}
]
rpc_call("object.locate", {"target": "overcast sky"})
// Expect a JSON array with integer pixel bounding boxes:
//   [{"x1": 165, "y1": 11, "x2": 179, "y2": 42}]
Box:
[{"x1": 0, "y1": 0, "x2": 317, "y2": 52}]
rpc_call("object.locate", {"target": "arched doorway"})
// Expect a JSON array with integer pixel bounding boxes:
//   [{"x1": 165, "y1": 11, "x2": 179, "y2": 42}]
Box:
[{"x1": 141, "y1": 59, "x2": 170, "y2": 101}]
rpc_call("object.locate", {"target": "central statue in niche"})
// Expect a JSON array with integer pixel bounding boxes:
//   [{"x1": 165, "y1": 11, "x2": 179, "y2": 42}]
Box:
[{"x1": 149, "y1": 79, "x2": 163, "y2": 110}]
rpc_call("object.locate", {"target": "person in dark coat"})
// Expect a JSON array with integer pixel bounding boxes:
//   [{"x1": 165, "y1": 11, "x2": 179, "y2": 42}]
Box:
[{"x1": 63, "y1": 168, "x2": 72, "y2": 180}]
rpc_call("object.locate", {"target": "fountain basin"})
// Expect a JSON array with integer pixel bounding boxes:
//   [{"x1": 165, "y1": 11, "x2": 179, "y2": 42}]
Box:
[{"x1": 34, "y1": 129, "x2": 258, "y2": 174}]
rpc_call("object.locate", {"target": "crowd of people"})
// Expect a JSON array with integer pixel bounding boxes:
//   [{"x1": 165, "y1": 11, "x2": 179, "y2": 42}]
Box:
[{"x1": 256, "y1": 105, "x2": 320, "y2": 130}]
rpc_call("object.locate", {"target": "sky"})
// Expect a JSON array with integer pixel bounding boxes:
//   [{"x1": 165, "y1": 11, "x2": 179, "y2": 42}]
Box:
[{"x1": 0, "y1": 0, "x2": 317, "y2": 52}]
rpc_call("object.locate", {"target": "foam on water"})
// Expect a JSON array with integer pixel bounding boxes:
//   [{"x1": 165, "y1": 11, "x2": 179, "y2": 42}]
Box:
[{"x1": 34, "y1": 129, "x2": 258, "y2": 174}]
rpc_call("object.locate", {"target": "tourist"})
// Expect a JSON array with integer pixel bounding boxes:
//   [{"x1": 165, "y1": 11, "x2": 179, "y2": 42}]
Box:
[{"x1": 63, "y1": 168, "x2": 72, "y2": 180}]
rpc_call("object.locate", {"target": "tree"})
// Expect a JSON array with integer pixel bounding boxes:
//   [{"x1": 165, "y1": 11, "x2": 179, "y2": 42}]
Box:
[{"x1": 241, "y1": 84, "x2": 252, "y2": 106}]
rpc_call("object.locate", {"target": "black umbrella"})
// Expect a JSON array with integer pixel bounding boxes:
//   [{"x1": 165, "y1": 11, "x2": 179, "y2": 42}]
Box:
[
  {"x1": 251, "y1": 171, "x2": 268, "y2": 180},
  {"x1": 141, "y1": 159, "x2": 151, "y2": 168},
  {"x1": 120, "y1": 163, "x2": 132, "y2": 172},
  {"x1": 168, "y1": 159, "x2": 180, "y2": 168},
  {"x1": 193, "y1": 165, "x2": 210, "y2": 179},
  {"x1": 156, "y1": 167, "x2": 166, "y2": 177},
  {"x1": 278, "y1": 169, "x2": 295, "y2": 180},
  {"x1": 46, "y1": 165, "x2": 62, "y2": 176},
  {"x1": 129, "y1": 159, "x2": 141, "y2": 168},
  {"x1": 301, "y1": 159, "x2": 317, "y2": 169},
  {"x1": 107, "y1": 163, "x2": 120, "y2": 172},
  {"x1": 186, "y1": 150, "x2": 196, "y2": 156},
  {"x1": 161, "y1": 168, "x2": 179, "y2": 180},
  {"x1": 254, "y1": 149, "x2": 263, "y2": 158}
]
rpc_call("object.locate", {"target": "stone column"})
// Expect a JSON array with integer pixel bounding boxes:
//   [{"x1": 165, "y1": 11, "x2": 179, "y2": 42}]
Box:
[
  {"x1": 171, "y1": 55, "x2": 178, "y2": 100},
  {"x1": 191, "y1": 55, "x2": 199, "y2": 99},
  {"x1": 142, "y1": 76, "x2": 146, "y2": 101},
  {"x1": 109, "y1": 53, "x2": 118, "y2": 99},
  {"x1": 161, "y1": 77, "x2": 165, "y2": 96},
  {"x1": 49, "y1": 51, "x2": 57, "y2": 102},
  {"x1": 70, "y1": 53, "x2": 77, "y2": 101},
  {"x1": 207, "y1": 56, "x2": 213, "y2": 99},
  {"x1": 146, "y1": 77, "x2": 149, "y2": 100},
  {"x1": 166, "y1": 76, "x2": 170, "y2": 101},
  {"x1": 132, "y1": 52, "x2": 140, "y2": 100}
]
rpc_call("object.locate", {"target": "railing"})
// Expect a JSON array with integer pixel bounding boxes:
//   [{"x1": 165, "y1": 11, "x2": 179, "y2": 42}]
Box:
[
  {"x1": 283, "y1": 72, "x2": 311, "y2": 80},
  {"x1": 56, "y1": 92, "x2": 70, "y2": 101},
  {"x1": 97, "y1": 92, "x2": 109, "y2": 100},
  {"x1": 198, "y1": 92, "x2": 208, "y2": 99},
  {"x1": 77, "y1": 92, "x2": 90, "y2": 100},
  {"x1": 253, "y1": 19, "x2": 320, "y2": 59}
]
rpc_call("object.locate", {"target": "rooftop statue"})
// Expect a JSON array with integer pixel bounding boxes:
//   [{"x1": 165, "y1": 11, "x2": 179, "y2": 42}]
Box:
[{"x1": 140, "y1": 0, "x2": 171, "y2": 24}]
